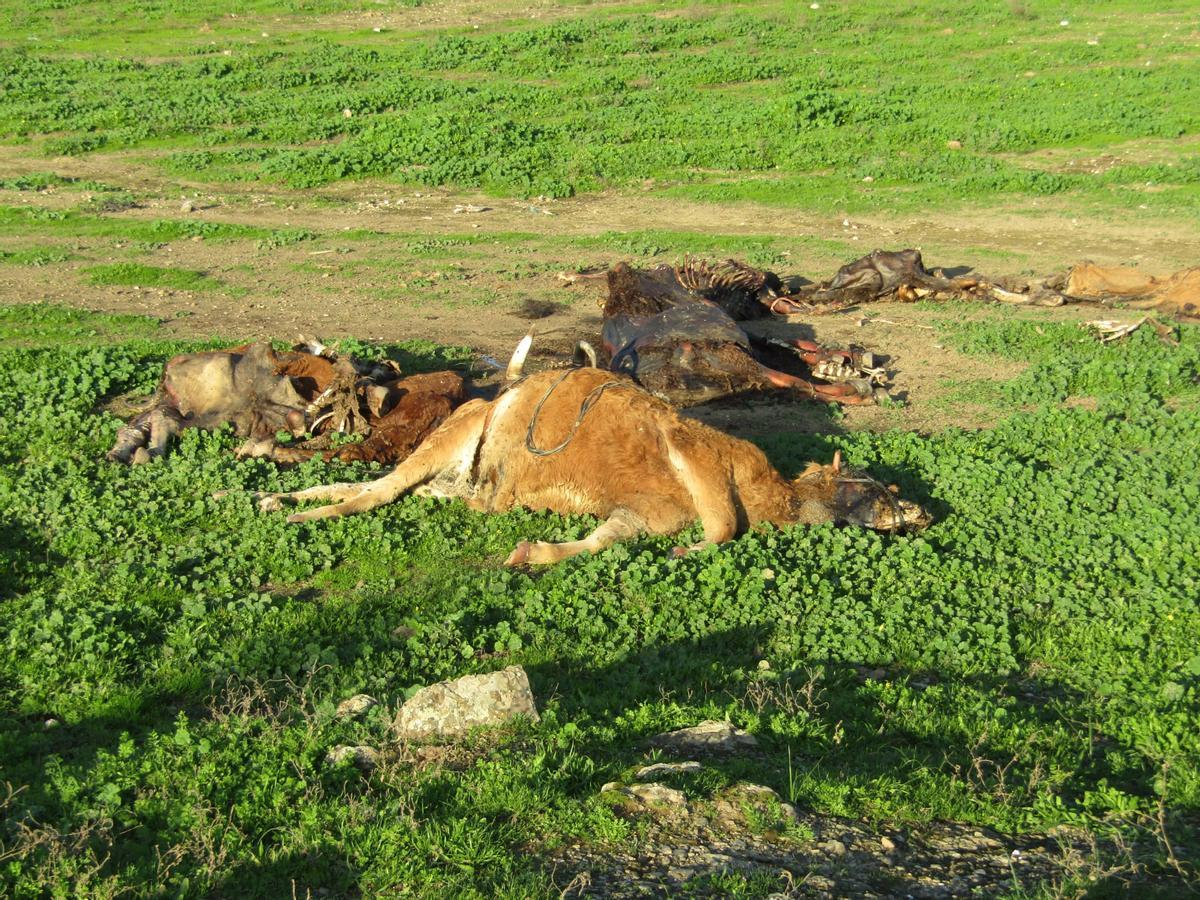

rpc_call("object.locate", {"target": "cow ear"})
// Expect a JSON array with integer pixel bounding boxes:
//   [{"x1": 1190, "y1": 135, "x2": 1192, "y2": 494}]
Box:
[{"x1": 832, "y1": 450, "x2": 842, "y2": 474}]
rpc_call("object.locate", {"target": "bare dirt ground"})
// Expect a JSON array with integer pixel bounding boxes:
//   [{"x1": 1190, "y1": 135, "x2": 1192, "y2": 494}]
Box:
[{"x1": 1, "y1": 146, "x2": 1174, "y2": 438}]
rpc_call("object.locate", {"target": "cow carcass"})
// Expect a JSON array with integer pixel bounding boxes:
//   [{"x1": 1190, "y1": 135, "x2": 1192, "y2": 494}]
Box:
[
  {"x1": 235, "y1": 366, "x2": 930, "y2": 565},
  {"x1": 106, "y1": 342, "x2": 465, "y2": 467},
  {"x1": 782, "y1": 248, "x2": 990, "y2": 309},
  {"x1": 598, "y1": 261, "x2": 886, "y2": 407},
  {"x1": 1050, "y1": 263, "x2": 1200, "y2": 318},
  {"x1": 781, "y1": 249, "x2": 1200, "y2": 320}
]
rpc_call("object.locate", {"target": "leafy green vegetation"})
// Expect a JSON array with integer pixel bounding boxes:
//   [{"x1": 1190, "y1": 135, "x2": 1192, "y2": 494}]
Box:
[
  {"x1": 0, "y1": 246, "x2": 71, "y2": 266},
  {"x1": 0, "y1": 304, "x2": 1197, "y2": 895},
  {"x1": 0, "y1": 0, "x2": 1198, "y2": 893},
  {"x1": 86, "y1": 262, "x2": 217, "y2": 291},
  {"x1": 1, "y1": 0, "x2": 1197, "y2": 213}
]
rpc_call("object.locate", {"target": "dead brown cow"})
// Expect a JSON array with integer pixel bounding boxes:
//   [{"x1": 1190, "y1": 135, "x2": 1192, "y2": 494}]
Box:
[
  {"x1": 1057, "y1": 263, "x2": 1200, "y2": 318},
  {"x1": 262, "y1": 371, "x2": 465, "y2": 465},
  {"x1": 107, "y1": 343, "x2": 466, "y2": 467},
  {"x1": 237, "y1": 367, "x2": 930, "y2": 565},
  {"x1": 600, "y1": 261, "x2": 883, "y2": 406},
  {"x1": 107, "y1": 342, "x2": 336, "y2": 464}
]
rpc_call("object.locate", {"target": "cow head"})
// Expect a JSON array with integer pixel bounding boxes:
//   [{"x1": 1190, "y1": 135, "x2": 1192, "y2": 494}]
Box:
[{"x1": 791, "y1": 451, "x2": 931, "y2": 532}]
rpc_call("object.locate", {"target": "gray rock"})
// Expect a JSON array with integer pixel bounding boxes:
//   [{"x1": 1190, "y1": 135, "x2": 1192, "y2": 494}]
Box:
[
  {"x1": 392, "y1": 665, "x2": 538, "y2": 740},
  {"x1": 626, "y1": 783, "x2": 689, "y2": 807},
  {"x1": 180, "y1": 199, "x2": 195, "y2": 213},
  {"x1": 335, "y1": 693, "x2": 378, "y2": 719},
  {"x1": 821, "y1": 839, "x2": 847, "y2": 856},
  {"x1": 325, "y1": 745, "x2": 379, "y2": 770},
  {"x1": 880, "y1": 835, "x2": 897, "y2": 851},
  {"x1": 634, "y1": 761, "x2": 702, "y2": 781},
  {"x1": 649, "y1": 721, "x2": 758, "y2": 754}
]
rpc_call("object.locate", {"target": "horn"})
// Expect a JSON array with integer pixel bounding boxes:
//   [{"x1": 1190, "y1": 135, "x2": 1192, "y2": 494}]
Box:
[
  {"x1": 573, "y1": 340, "x2": 598, "y2": 368},
  {"x1": 832, "y1": 450, "x2": 842, "y2": 474},
  {"x1": 506, "y1": 333, "x2": 533, "y2": 381}
]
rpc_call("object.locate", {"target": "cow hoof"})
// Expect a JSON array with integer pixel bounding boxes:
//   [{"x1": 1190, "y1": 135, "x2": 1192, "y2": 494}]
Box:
[
  {"x1": 504, "y1": 541, "x2": 533, "y2": 567},
  {"x1": 259, "y1": 496, "x2": 283, "y2": 513}
]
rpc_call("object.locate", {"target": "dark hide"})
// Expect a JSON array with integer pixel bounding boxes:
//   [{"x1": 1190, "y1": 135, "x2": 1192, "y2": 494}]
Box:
[
  {"x1": 603, "y1": 259, "x2": 786, "y2": 321},
  {"x1": 794, "y1": 248, "x2": 978, "y2": 307},
  {"x1": 266, "y1": 372, "x2": 466, "y2": 465},
  {"x1": 601, "y1": 303, "x2": 877, "y2": 407},
  {"x1": 107, "y1": 343, "x2": 331, "y2": 464}
]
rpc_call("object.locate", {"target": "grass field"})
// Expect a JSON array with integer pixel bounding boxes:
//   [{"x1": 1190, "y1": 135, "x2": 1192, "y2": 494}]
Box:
[{"x1": 1, "y1": 0, "x2": 1199, "y2": 896}]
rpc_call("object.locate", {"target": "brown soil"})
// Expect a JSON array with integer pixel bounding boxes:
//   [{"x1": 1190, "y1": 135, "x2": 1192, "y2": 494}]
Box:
[{"x1": 0, "y1": 146, "x2": 1175, "y2": 438}]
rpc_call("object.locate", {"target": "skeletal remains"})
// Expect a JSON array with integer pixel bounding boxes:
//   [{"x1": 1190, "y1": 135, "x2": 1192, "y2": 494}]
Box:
[
  {"x1": 108, "y1": 246, "x2": 1194, "y2": 563},
  {"x1": 107, "y1": 340, "x2": 465, "y2": 466},
  {"x1": 597, "y1": 259, "x2": 885, "y2": 406}
]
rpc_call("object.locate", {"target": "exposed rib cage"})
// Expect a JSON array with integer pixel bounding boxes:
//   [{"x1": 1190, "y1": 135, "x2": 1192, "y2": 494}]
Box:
[{"x1": 674, "y1": 256, "x2": 768, "y2": 296}]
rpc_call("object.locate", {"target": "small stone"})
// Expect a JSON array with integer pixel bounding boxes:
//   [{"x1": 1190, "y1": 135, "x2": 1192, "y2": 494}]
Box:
[
  {"x1": 881, "y1": 835, "x2": 897, "y2": 851},
  {"x1": 625, "y1": 782, "x2": 688, "y2": 807},
  {"x1": 179, "y1": 199, "x2": 194, "y2": 213},
  {"x1": 821, "y1": 839, "x2": 847, "y2": 856},
  {"x1": 335, "y1": 694, "x2": 378, "y2": 719},
  {"x1": 861, "y1": 175, "x2": 874, "y2": 182},
  {"x1": 343, "y1": 108, "x2": 353, "y2": 118},
  {"x1": 43, "y1": 718, "x2": 59, "y2": 729},
  {"x1": 600, "y1": 781, "x2": 623, "y2": 794},
  {"x1": 325, "y1": 745, "x2": 379, "y2": 770},
  {"x1": 634, "y1": 761, "x2": 702, "y2": 781},
  {"x1": 392, "y1": 665, "x2": 539, "y2": 739},
  {"x1": 947, "y1": 139, "x2": 963, "y2": 150},
  {"x1": 810, "y1": 2, "x2": 820, "y2": 7},
  {"x1": 1059, "y1": 19, "x2": 1069, "y2": 26},
  {"x1": 650, "y1": 721, "x2": 758, "y2": 754},
  {"x1": 373, "y1": 26, "x2": 383, "y2": 32},
  {"x1": 757, "y1": 659, "x2": 771, "y2": 671}
]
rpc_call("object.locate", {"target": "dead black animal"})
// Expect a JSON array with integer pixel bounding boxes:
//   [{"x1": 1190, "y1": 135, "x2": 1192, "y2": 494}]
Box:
[
  {"x1": 793, "y1": 248, "x2": 983, "y2": 308},
  {"x1": 601, "y1": 302, "x2": 881, "y2": 407},
  {"x1": 604, "y1": 258, "x2": 797, "y2": 321},
  {"x1": 591, "y1": 258, "x2": 886, "y2": 406}
]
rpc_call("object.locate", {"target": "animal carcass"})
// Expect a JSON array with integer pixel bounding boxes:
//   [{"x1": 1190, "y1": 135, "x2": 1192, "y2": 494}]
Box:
[
  {"x1": 599, "y1": 261, "x2": 885, "y2": 406},
  {"x1": 106, "y1": 342, "x2": 465, "y2": 467},
  {"x1": 1054, "y1": 263, "x2": 1200, "y2": 319},
  {"x1": 237, "y1": 367, "x2": 930, "y2": 565},
  {"x1": 106, "y1": 342, "x2": 335, "y2": 464}
]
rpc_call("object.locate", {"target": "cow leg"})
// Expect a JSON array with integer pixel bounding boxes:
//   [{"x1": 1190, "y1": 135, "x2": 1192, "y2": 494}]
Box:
[
  {"x1": 146, "y1": 408, "x2": 184, "y2": 460},
  {"x1": 760, "y1": 367, "x2": 875, "y2": 405},
  {"x1": 785, "y1": 339, "x2": 874, "y2": 370},
  {"x1": 504, "y1": 508, "x2": 644, "y2": 566},
  {"x1": 662, "y1": 430, "x2": 739, "y2": 555},
  {"x1": 107, "y1": 418, "x2": 151, "y2": 463},
  {"x1": 283, "y1": 399, "x2": 490, "y2": 523}
]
